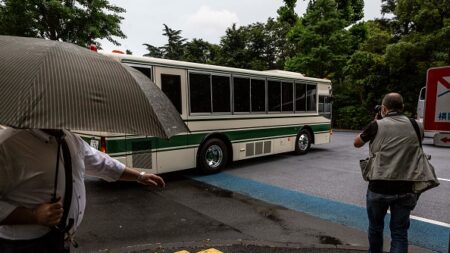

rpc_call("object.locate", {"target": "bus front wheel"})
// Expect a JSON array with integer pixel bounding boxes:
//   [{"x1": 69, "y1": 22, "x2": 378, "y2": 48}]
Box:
[
  {"x1": 197, "y1": 138, "x2": 228, "y2": 174},
  {"x1": 295, "y1": 129, "x2": 312, "y2": 155}
]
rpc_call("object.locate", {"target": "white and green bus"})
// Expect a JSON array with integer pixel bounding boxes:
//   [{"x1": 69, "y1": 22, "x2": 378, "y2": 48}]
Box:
[{"x1": 81, "y1": 53, "x2": 332, "y2": 174}]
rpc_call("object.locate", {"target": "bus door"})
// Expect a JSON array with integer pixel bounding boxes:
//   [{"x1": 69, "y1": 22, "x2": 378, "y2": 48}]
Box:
[{"x1": 153, "y1": 67, "x2": 191, "y2": 173}]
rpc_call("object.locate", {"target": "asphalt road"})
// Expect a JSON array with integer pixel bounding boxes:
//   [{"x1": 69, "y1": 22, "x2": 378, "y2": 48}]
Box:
[
  {"x1": 222, "y1": 131, "x2": 449, "y2": 224},
  {"x1": 75, "y1": 131, "x2": 448, "y2": 252},
  {"x1": 77, "y1": 177, "x2": 433, "y2": 253}
]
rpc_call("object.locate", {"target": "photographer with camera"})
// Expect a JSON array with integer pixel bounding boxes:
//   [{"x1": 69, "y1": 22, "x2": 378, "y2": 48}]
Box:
[{"x1": 354, "y1": 93, "x2": 434, "y2": 253}]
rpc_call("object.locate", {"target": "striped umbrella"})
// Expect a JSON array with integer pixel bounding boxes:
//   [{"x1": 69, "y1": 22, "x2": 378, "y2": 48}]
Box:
[{"x1": 0, "y1": 36, "x2": 187, "y2": 138}]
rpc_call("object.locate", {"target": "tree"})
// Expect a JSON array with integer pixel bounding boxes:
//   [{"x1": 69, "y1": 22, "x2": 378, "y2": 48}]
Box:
[
  {"x1": 143, "y1": 43, "x2": 163, "y2": 58},
  {"x1": 375, "y1": 0, "x2": 450, "y2": 115},
  {"x1": 0, "y1": 0, "x2": 126, "y2": 47},
  {"x1": 277, "y1": 0, "x2": 299, "y2": 26},
  {"x1": 184, "y1": 39, "x2": 219, "y2": 64},
  {"x1": 215, "y1": 21, "x2": 291, "y2": 70},
  {"x1": 336, "y1": 0, "x2": 364, "y2": 26},
  {"x1": 285, "y1": 0, "x2": 367, "y2": 128},
  {"x1": 160, "y1": 24, "x2": 186, "y2": 60},
  {"x1": 285, "y1": 0, "x2": 362, "y2": 78},
  {"x1": 216, "y1": 24, "x2": 250, "y2": 68},
  {"x1": 143, "y1": 24, "x2": 187, "y2": 60},
  {"x1": 384, "y1": 41, "x2": 428, "y2": 113}
]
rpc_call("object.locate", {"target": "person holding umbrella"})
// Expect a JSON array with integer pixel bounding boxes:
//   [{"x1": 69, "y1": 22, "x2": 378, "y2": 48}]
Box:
[
  {"x1": 0, "y1": 36, "x2": 188, "y2": 253},
  {"x1": 0, "y1": 127, "x2": 165, "y2": 253}
]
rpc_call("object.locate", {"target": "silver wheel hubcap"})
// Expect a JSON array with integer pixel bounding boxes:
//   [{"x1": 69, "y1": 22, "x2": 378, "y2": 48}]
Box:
[
  {"x1": 298, "y1": 134, "x2": 309, "y2": 151},
  {"x1": 205, "y1": 145, "x2": 223, "y2": 168}
]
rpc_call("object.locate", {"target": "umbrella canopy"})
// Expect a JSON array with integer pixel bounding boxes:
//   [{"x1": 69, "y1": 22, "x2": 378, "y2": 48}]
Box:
[{"x1": 0, "y1": 36, "x2": 188, "y2": 138}]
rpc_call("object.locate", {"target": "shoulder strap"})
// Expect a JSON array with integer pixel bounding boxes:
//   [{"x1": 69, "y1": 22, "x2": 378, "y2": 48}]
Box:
[
  {"x1": 409, "y1": 118, "x2": 422, "y2": 148},
  {"x1": 55, "y1": 138, "x2": 74, "y2": 233}
]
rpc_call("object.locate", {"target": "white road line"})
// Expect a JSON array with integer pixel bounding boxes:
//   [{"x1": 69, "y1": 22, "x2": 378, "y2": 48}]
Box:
[
  {"x1": 410, "y1": 215, "x2": 450, "y2": 228},
  {"x1": 386, "y1": 211, "x2": 450, "y2": 228},
  {"x1": 438, "y1": 177, "x2": 450, "y2": 182}
]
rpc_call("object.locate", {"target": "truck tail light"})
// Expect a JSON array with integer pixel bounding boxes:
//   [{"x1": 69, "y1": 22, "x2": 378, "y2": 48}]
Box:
[{"x1": 100, "y1": 137, "x2": 107, "y2": 153}]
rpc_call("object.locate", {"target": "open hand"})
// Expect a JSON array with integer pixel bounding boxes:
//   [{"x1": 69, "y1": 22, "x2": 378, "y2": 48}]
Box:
[{"x1": 137, "y1": 173, "x2": 165, "y2": 188}]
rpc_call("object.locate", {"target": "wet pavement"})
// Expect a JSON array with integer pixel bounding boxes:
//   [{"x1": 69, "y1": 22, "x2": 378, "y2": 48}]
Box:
[
  {"x1": 78, "y1": 177, "x2": 435, "y2": 253},
  {"x1": 104, "y1": 241, "x2": 369, "y2": 253}
]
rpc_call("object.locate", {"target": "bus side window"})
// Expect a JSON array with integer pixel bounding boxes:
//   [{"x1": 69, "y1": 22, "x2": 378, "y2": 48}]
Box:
[
  {"x1": 212, "y1": 75, "x2": 231, "y2": 113},
  {"x1": 131, "y1": 66, "x2": 152, "y2": 80},
  {"x1": 190, "y1": 73, "x2": 212, "y2": 113},
  {"x1": 161, "y1": 74, "x2": 182, "y2": 114},
  {"x1": 319, "y1": 95, "x2": 332, "y2": 119},
  {"x1": 282, "y1": 82, "x2": 294, "y2": 112},
  {"x1": 234, "y1": 77, "x2": 250, "y2": 113},
  {"x1": 268, "y1": 80, "x2": 281, "y2": 112},
  {"x1": 251, "y1": 79, "x2": 266, "y2": 112},
  {"x1": 307, "y1": 84, "x2": 317, "y2": 111},
  {"x1": 295, "y1": 82, "x2": 306, "y2": 112}
]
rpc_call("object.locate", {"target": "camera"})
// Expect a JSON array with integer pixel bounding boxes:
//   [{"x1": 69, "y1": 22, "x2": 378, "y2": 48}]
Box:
[
  {"x1": 374, "y1": 105, "x2": 382, "y2": 119},
  {"x1": 374, "y1": 105, "x2": 381, "y2": 113}
]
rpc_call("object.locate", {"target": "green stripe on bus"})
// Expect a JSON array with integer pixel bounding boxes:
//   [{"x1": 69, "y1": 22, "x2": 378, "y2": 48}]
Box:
[
  {"x1": 92, "y1": 124, "x2": 330, "y2": 154},
  {"x1": 185, "y1": 115, "x2": 327, "y2": 122}
]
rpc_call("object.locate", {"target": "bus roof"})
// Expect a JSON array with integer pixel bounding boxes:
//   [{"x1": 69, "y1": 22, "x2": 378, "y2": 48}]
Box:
[{"x1": 102, "y1": 52, "x2": 331, "y2": 84}]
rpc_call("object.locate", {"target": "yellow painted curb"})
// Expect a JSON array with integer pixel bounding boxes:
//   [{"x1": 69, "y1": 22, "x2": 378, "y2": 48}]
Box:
[
  {"x1": 196, "y1": 248, "x2": 224, "y2": 253},
  {"x1": 173, "y1": 250, "x2": 190, "y2": 253}
]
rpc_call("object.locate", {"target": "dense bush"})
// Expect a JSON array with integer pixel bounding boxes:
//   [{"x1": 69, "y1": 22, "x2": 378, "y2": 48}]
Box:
[{"x1": 334, "y1": 105, "x2": 372, "y2": 130}]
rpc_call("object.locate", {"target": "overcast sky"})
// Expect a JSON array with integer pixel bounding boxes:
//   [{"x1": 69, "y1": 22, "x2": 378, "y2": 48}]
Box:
[{"x1": 100, "y1": 0, "x2": 385, "y2": 56}]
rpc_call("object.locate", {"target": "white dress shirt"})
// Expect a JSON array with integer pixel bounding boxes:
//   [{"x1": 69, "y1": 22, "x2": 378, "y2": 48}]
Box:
[{"x1": 0, "y1": 128, "x2": 125, "y2": 240}]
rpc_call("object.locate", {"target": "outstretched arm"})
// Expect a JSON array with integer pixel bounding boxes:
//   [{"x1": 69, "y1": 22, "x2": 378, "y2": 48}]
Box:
[{"x1": 79, "y1": 136, "x2": 164, "y2": 187}]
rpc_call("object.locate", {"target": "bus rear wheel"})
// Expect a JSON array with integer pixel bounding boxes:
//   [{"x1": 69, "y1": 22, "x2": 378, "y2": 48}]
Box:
[
  {"x1": 295, "y1": 129, "x2": 312, "y2": 155},
  {"x1": 197, "y1": 138, "x2": 228, "y2": 174}
]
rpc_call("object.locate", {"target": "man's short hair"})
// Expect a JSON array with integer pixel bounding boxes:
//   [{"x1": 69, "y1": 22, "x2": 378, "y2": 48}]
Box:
[{"x1": 382, "y1": 93, "x2": 404, "y2": 112}]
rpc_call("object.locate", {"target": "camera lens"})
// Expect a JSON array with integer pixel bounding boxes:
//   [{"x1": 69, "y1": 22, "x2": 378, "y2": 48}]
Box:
[{"x1": 374, "y1": 105, "x2": 381, "y2": 113}]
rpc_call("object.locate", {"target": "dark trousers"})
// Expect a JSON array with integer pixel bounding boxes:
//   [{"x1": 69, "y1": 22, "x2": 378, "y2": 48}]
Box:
[
  {"x1": 0, "y1": 230, "x2": 68, "y2": 253},
  {"x1": 366, "y1": 189, "x2": 418, "y2": 253}
]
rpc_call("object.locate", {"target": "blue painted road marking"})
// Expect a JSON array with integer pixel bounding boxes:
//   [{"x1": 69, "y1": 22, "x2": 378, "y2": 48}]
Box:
[{"x1": 192, "y1": 173, "x2": 449, "y2": 252}]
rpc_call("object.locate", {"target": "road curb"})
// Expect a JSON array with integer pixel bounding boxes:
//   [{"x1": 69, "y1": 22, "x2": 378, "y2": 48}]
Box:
[{"x1": 92, "y1": 239, "x2": 368, "y2": 253}]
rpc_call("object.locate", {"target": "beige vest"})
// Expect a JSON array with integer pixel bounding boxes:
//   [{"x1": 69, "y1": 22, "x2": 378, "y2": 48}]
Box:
[{"x1": 363, "y1": 115, "x2": 439, "y2": 193}]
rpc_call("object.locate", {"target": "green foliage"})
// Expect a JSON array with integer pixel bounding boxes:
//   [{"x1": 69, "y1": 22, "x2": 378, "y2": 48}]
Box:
[
  {"x1": 336, "y1": 0, "x2": 364, "y2": 25},
  {"x1": 138, "y1": 0, "x2": 450, "y2": 130},
  {"x1": 4, "y1": 0, "x2": 448, "y2": 129},
  {"x1": 184, "y1": 39, "x2": 219, "y2": 64},
  {"x1": 215, "y1": 24, "x2": 250, "y2": 68},
  {"x1": 359, "y1": 21, "x2": 391, "y2": 54},
  {"x1": 215, "y1": 20, "x2": 292, "y2": 70},
  {"x1": 285, "y1": 0, "x2": 362, "y2": 79},
  {"x1": 143, "y1": 43, "x2": 163, "y2": 58},
  {"x1": 277, "y1": 0, "x2": 299, "y2": 26},
  {"x1": 0, "y1": 0, "x2": 126, "y2": 46},
  {"x1": 160, "y1": 24, "x2": 186, "y2": 60},
  {"x1": 334, "y1": 105, "x2": 371, "y2": 129}
]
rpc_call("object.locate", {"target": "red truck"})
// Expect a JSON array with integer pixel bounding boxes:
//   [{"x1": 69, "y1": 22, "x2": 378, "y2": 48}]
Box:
[{"x1": 418, "y1": 66, "x2": 450, "y2": 147}]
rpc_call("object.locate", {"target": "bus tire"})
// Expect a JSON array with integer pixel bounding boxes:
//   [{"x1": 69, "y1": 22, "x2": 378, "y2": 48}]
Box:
[
  {"x1": 295, "y1": 129, "x2": 312, "y2": 155},
  {"x1": 197, "y1": 138, "x2": 228, "y2": 174}
]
